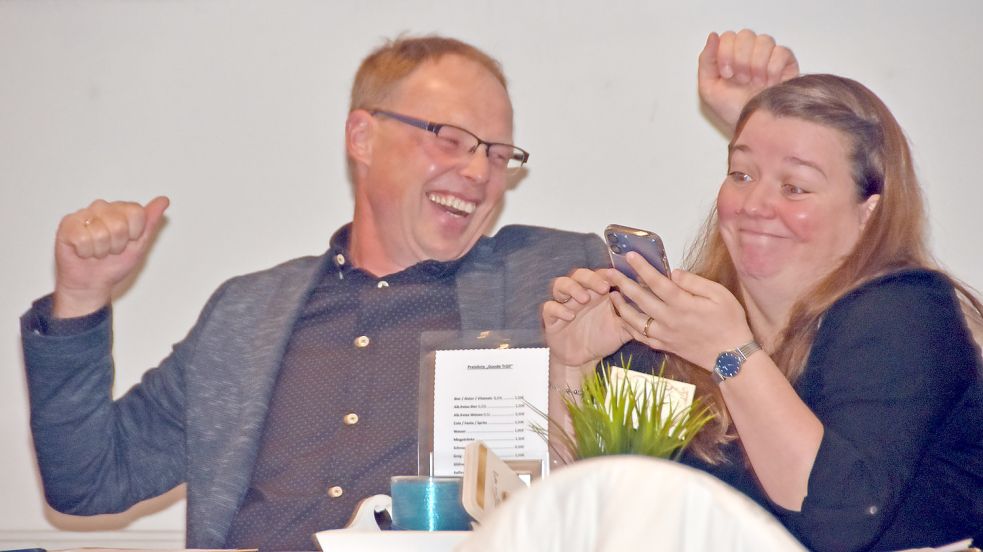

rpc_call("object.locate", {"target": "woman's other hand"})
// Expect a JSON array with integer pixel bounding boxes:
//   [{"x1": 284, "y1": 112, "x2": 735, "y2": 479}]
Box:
[
  {"x1": 543, "y1": 268, "x2": 632, "y2": 368},
  {"x1": 698, "y1": 29, "x2": 799, "y2": 134}
]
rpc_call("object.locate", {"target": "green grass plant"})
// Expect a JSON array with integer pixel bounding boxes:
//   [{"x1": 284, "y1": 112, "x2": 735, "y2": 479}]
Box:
[{"x1": 534, "y1": 357, "x2": 715, "y2": 464}]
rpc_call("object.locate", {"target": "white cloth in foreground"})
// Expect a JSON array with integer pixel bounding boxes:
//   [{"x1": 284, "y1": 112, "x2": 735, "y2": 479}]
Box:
[{"x1": 457, "y1": 455, "x2": 806, "y2": 552}]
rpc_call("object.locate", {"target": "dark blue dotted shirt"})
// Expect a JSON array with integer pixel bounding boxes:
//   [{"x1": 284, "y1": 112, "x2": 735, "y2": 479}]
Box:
[{"x1": 226, "y1": 226, "x2": 464, "y2": 550}]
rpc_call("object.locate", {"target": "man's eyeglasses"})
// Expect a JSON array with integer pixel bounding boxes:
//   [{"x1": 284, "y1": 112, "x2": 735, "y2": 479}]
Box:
[{"x1": 369, "y1": 109, "x2": 530, "y2": 172}]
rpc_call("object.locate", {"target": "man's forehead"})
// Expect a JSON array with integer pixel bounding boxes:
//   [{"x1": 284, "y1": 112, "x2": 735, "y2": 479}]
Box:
[
  {"x1": 405, "y1": 54, "x2": 505, "y2": 88},
  {"x1": 386, "y1": 55, "x2": 514, "y2": 133}
]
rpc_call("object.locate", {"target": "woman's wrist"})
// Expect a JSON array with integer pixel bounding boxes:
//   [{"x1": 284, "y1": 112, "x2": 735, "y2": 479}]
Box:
[{"x1": 549, "y1": 358, "x2": 598, "y2": 393}]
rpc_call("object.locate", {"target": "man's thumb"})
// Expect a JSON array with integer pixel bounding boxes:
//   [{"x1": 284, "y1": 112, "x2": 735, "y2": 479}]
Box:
[{"x1": 142, "y1": 196, "x2": 170, "y2": 239}]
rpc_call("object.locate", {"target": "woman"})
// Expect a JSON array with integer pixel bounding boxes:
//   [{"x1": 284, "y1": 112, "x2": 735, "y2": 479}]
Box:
[{"x1": 545, "y1": 74, "x2": 983, "y2": 551}]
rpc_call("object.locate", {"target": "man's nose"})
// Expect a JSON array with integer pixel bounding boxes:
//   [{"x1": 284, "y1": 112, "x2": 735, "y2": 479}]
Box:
[{"x1": 460, "y1": 148, "x2": 491, "y2": 184}]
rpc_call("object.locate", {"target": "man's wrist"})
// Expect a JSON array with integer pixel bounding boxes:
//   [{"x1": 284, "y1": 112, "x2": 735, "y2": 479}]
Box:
[
  {"x1": 52, "y1": 288, "x2": 112, "y2": 319},
  {"x1": 30, "y1": 294, "x2": 109, "y2": 336}
]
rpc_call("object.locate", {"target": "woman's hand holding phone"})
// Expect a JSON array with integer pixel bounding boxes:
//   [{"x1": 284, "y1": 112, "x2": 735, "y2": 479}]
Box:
[
  {"x1": 606, "y1": 250, "x2": 752, "y2": 372},
  {"x1": 543, "y1": 268, "x2": 632, "y2": 368},
  {"x1": 544, "y1": 225, "x2": 670, "y2": 368}
]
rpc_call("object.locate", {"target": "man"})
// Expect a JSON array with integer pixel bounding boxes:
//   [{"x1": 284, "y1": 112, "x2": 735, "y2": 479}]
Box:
[{"x1": 21, "y1": 31, "x2": 796, "y2": 549}]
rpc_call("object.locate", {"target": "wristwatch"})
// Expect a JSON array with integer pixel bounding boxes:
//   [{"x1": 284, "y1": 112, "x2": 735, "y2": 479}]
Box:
[{"x1": 713, "y1": 340, "x2": 761, "y2": 384}]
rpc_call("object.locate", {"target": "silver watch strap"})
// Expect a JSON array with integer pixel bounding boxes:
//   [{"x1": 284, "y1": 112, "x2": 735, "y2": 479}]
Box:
[{"x1": 737, "y1": 340, "x2": 761, "y2": 360}]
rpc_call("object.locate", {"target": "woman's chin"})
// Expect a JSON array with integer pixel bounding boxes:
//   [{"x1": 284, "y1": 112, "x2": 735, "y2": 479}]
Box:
[{"x1": 735, "y1": 260, "x2": 784, "y2": 282}]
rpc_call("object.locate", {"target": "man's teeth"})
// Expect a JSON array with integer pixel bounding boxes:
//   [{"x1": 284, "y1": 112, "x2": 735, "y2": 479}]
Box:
[{"x1": 428, "y1": 193, "x2": 476, "y2": 215}]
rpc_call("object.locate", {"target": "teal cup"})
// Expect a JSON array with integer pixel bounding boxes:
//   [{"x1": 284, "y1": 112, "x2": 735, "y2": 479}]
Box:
[{"x1": 389, "y1": 476, "x2": 473, "y2": 531}]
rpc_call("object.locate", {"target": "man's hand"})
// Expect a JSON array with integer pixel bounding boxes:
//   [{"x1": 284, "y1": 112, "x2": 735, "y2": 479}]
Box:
[
  {"x1": 698, "y1": 29, "x2": 799, "y2": 133},
  {"x1": 53, "y1": 196, "x2": 170, "y2": 318}
]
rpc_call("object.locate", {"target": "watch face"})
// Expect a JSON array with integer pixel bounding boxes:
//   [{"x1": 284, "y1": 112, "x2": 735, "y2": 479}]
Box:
[{"x1": 715, "y1": 351, "x2": 742, "y2": 379}]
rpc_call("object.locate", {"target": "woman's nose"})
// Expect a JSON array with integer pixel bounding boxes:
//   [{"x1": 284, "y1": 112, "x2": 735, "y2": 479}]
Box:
[{"x1": 741, "y1": 180, "x2": 775, "y2": 217}]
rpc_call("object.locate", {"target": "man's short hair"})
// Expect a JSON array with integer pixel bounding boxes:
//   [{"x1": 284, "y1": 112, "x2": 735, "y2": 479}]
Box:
[{"x1": 350, "y1": 35, "x2": 508, "y2": 112}]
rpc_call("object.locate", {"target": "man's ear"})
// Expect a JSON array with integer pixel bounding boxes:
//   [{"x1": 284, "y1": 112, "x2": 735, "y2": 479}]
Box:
[
  {"x1": 859, "y1": 193, "x2": 880, "y2": 229},
  {"x1": 346, "y1": 110, "x2": 375, "y2": 166}
]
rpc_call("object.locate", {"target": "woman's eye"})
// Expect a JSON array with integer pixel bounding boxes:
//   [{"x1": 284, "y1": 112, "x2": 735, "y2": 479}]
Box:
[
  {"x1": 782, "y1": 183, "x2": 807, "y2": 195},
  {"x1": 728, "y1": 171, "x2": 752, "y2": 184}
]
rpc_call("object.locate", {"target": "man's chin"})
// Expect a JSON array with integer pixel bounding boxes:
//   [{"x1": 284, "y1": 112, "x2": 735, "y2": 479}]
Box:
[
  {"x1": 423, "y1": 221, "x2": 490, "y2": 256},
  {"x1": 422, "y1": 237, "x2": 480, "y2": 263}
]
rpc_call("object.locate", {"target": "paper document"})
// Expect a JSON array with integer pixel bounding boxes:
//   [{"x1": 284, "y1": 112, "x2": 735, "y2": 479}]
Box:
[
  {"x1": 607, "y1": 366, "x2": 695, "y2": 432},
  {"x1": 432, "y1": 347, "x2": 549, "y2": 476}
]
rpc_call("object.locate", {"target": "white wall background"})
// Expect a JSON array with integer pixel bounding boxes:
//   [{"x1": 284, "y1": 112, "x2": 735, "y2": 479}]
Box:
[{"x1": 2, "y1": 0, "x2": 981, "y2": 547}]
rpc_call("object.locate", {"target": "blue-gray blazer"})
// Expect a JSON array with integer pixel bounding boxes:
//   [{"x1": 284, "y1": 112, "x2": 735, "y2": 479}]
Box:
[{"x1": 22, "y1": 224, "x2": 607, "y2": 547}]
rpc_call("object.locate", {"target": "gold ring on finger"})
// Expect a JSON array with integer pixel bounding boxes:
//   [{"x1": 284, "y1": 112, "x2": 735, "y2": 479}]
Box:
[{"x1": 642, "y1": 316, "x2": 654, "y2": 338}]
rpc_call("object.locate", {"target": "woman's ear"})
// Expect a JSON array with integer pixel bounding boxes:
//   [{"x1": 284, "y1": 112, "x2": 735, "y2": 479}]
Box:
[
  {"x1": 859, "y1": 194, "x2": 880, "y2": 228},
  {"x1": 346, "y1": 109, "x2": 375, "y2": 166}
]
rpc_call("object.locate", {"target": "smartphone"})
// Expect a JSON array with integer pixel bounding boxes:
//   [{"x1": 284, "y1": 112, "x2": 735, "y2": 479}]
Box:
[{"x1": 604, "y1": 224, "x2": 670, "y2": 282}]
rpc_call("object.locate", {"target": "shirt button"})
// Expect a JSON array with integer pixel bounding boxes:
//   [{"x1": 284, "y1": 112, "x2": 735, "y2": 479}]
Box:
[
  {"x1": 334, "y1": 253, "x2": 346, "y2": 266},
  {"x1": 327, "y1": 485, "x2": 344, "y2": 498},
  {"x1": 866, "y1": 505, "x2": 879, "y2": 515},
  {"x1": 343, "y1": 412, "x2": 359, "y2": 425},
  {"x1": 377, "y1": 280, "x2": 389, "y2": 288},
  {"x1": 354, "y1": 335, "x2": 370, "y2": 348}
]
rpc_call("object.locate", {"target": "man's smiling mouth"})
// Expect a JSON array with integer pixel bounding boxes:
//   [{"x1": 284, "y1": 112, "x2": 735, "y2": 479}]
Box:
[{"x1": 428, "y1": 192, "x2": 476, "y2": 216}]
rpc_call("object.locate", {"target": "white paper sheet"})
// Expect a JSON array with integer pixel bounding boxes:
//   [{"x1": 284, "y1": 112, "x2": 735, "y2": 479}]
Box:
[
  {"x1": 432, "y1": 347, "x2": 549, "y2": 476},
  {"x1": 607, "y1": 366, "x2": 695, "y2": 432}
]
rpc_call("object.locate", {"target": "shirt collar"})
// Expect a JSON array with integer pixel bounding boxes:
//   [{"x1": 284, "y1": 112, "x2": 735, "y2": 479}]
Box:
[{"x1": 326, "y1": 224, "x2": 474, "y2": 280}]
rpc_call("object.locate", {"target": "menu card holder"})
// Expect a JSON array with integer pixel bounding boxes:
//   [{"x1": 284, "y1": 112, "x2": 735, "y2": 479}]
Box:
[{"x1": 416, "y1": 330, "x2": 547, "y2": 477}]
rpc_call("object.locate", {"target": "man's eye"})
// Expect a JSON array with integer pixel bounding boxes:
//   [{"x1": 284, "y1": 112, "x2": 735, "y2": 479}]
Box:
[
  {"x1": 437, "y1": 135, "x2": 463, "y2": 150},
  {"x1": 728, "y1": 171, "x2": 752, "y2": 183},
  {"x1": 489, "y1": 149, "x2": 510, "y2": 165}
]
